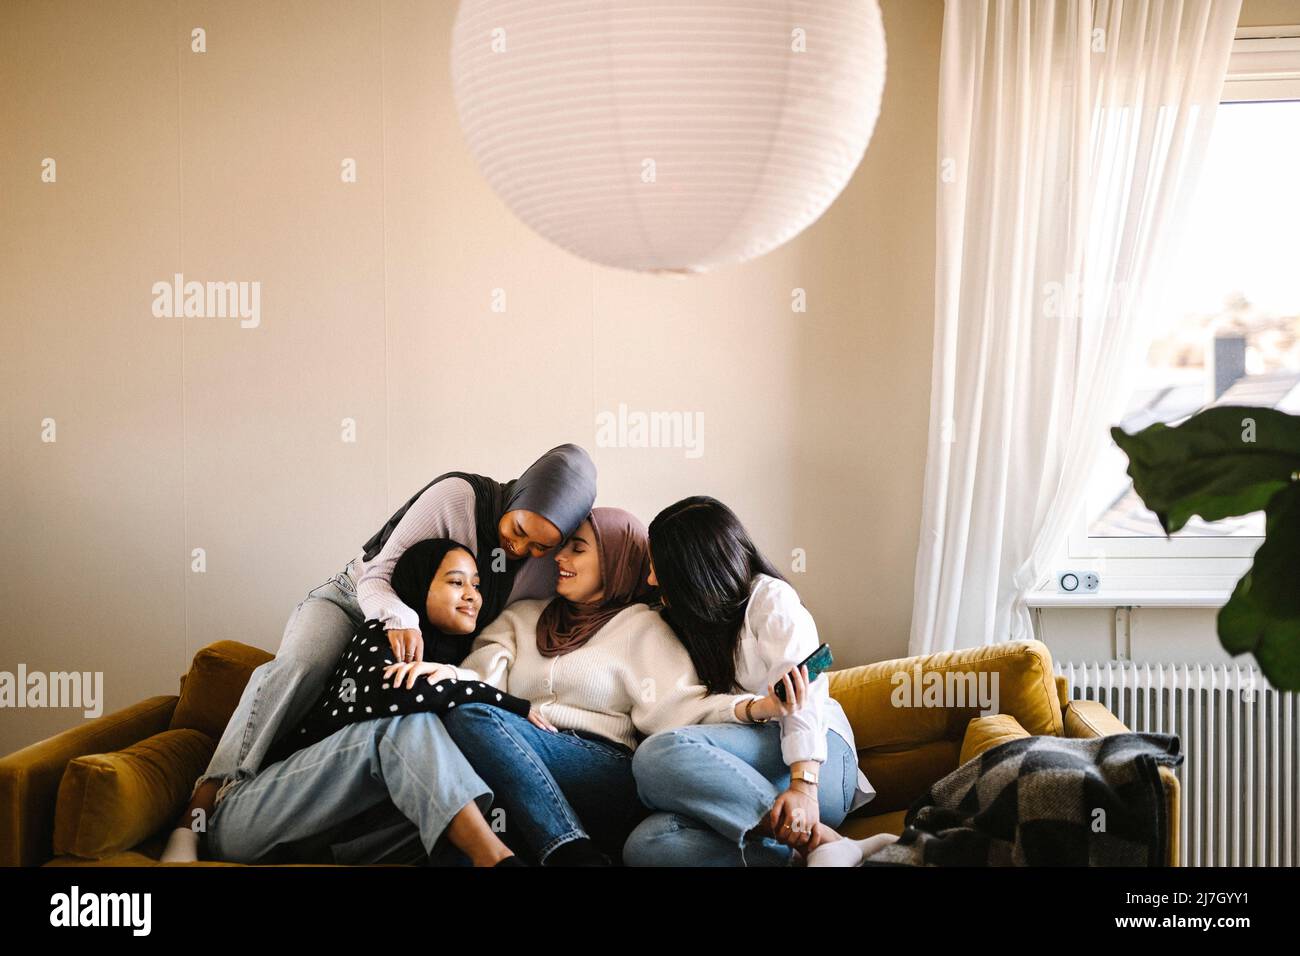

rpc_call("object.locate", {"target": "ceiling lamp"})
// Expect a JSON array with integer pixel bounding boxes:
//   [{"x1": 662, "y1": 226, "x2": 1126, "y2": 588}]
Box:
[{"x1": 451, "y1": 1, "x2": 887, "y2": 273}]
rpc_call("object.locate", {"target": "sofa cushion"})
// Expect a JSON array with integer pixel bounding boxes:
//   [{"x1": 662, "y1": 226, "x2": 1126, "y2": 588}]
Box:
[
  {"x1": 839, "y1": 809, "x2": 908, "y2": 841},
  {"x1": 827, "y1": 639, "x2": 1064, "y2": 751},
  {"x1": 0, "y1": 695, "x2": 178, "y2": 868},
  {"x1": 856, "y1": 737, "x2": 961, "y2": 815},
  {"x1": 169, "y1": 640, "x2": 274, "y2": 740},
  {"x1": 959, "y1": 713, "x2": 1031, "y2": 765},
  {"x1": 53, "y1": 728, "x2": 215, "y2": 860},
  {"x1": 45, "y1": 850, "x2": 174, "y2": 867}
]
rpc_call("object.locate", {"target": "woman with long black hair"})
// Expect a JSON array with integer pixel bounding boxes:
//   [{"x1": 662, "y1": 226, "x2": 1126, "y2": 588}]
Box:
[{"x1": 622, "y1": 495, "x2": 876, "y2": 867}]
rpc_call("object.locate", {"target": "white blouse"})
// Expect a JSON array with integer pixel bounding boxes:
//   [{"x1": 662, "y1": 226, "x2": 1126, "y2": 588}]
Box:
[{"x1": 737, "y1": 575, "x2": 875, "y2": 812}]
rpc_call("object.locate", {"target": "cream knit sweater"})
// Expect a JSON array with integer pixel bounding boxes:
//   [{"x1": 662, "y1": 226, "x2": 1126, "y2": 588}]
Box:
[{"x1": 451, "y1": 600, "x2": 754, "y2": 751}]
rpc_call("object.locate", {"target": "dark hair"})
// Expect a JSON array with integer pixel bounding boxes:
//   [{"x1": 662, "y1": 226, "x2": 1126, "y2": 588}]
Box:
[
  {"x1": 391, "y1": 539, "x2": 477, "y2": 662},
  {"x1": 647, "y1": 496, "x2": 785, "y2": 694}
]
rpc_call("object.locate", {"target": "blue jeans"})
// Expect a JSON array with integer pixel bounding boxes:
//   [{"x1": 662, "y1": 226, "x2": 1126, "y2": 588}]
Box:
[
  {"x1": 441, "y1": 702, "x2": 645, "y2": 863},
  {"x1": 206, "y1": 713, "x2": 491, "y2": 865},
  {"x1": 623, "y1": 722, "x2": 857, "y2": 866},
  {"x1": 197, "y1": 560, "x2": 364, "y2": 803}
]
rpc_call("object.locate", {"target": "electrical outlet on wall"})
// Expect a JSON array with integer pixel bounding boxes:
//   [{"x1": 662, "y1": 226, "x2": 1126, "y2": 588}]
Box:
[{"x1": 1057, "y1": 570, "x2": 1100, "y2": 593}]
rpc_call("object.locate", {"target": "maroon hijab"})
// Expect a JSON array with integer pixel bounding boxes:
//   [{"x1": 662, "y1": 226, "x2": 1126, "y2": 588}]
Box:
[{"x1": 535, "y1": 507, "x2": 655, "y2": 657}]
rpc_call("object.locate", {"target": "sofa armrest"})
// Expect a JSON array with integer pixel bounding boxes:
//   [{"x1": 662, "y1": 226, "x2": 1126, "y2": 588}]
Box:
[
  {"x1": 170, "y1": 640, "x2": 273, "y2": 739},
  {"x1": 1064, "y1": 699, "x2": 1181, "y2": 866},
  {"x1": 1158, "y1": 766, "x2": 1181, "y2": 867},
  {"x1": 0, "y1": 695, "x2": 178, "y2": 867},
  {"x1": 1063, "y1": 699, "x2": 1130, "y2": 738}
]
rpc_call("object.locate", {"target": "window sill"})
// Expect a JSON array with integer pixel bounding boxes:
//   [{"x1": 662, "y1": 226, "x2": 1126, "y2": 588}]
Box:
[{"x1": 1025, "y1": 589, "x2": 1231, "y2": 609}]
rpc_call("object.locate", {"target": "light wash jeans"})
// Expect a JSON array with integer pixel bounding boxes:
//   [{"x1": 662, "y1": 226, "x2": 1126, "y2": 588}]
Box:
[
  {"x1": 623, "y1": 722, "x2": 857, "y2": 867},
  {"x1": 196, "y1": 559, "x2": 364, "y2": 804},
  {"x1": 206, "y1": 713, "x2": 492, "y2": 865}
]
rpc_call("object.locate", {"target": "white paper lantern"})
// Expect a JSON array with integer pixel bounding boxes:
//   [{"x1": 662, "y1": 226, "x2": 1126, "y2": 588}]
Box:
[{"x1": 451, "y1": 1, "x2": 887, "y2": 274}]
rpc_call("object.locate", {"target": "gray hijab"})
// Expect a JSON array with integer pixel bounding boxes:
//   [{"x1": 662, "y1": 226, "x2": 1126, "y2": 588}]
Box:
[
  {"x1": 505, "y1": 443, "x2": 598, "y2": 539},
  {"x1": 361, "y1": 444, "x2": 597, "y2": 631}
]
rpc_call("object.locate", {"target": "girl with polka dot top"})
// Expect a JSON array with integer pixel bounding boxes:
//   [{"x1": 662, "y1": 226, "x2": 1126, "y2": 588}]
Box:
[
  {"x1": 206, "y1": 540, "x2": 533, "y2": 867},
  {"x1": 268, "y1": 539, "x2": 532, "y2": 762}
]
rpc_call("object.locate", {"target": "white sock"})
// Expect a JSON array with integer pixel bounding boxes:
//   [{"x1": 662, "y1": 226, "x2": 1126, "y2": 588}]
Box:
[
  {"x1": 806, "y1": 832, "x2": 900, "y2": 868},
  {"x1": 159, "y1": 827, "x2": 201, "y2": 863}
]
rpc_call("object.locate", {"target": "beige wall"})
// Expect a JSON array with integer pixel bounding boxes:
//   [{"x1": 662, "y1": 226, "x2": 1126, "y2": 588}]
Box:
[
  {"x1": 1240, "y1": 0, "x2": 1300, "y2": 26},
  {"x1": 0, "y1": 0, "x2": 943, "y2": 755}
]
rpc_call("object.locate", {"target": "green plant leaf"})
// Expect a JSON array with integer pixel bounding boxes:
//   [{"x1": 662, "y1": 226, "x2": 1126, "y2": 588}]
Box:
[
  {"x1": 1248, "y1": 482, "x2": 1300, "y2": 619},
  {"x1": 1218, "y1": 570, "x2": 1300, "y2": 691},
  {"x1": 1110, "y1": 406, "x2": 1300, "y2": 534}
]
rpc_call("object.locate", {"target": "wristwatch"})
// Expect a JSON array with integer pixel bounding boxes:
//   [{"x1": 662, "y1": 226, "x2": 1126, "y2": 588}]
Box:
[{"x1": 791, "y1": 768, "x2": 819, "y2": 787}]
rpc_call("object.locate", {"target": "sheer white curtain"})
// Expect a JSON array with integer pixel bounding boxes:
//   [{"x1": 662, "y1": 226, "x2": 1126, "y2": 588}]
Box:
[{"x1": 909, "y1": 0, "x2": 1241, "y2": 655}]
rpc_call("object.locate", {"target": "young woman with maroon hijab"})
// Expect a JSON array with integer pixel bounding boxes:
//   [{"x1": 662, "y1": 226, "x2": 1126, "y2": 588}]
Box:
[{"x1": 430, "y1": 507, "x2": 804, "y2": 865}]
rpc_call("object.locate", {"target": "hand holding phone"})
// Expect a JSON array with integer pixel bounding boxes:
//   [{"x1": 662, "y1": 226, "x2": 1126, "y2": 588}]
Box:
[
  {"x1": 762, "y1": 664, "x2": 808, "y2": 718},
  {"x1": 773, "y1": 643, "x2": 833, "y2": 703}
]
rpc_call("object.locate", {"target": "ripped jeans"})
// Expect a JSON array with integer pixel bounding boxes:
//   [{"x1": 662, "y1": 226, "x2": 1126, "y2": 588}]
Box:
[
  {"x1": 194, "y1": 558, "x2": 364, "y2": 806},
  {"x1": 622, "y1": 723, "x2": 857, "y2": 866},
  {"x1": 206, "y1": 713, "x2": 491, "y2": 865}
]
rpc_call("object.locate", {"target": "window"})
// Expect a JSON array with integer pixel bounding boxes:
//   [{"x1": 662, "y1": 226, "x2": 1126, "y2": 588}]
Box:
[{"x1": 1064, "y1": 29, "x2": 1300, "y2": 589}]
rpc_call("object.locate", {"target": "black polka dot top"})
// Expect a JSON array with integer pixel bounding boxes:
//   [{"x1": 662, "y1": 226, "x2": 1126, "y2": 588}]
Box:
[{"x1": 267, "y1": 620, "x2": 531, "y2": 765}]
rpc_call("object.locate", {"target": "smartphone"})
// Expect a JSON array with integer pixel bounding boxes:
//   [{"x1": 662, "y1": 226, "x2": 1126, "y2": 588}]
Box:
[{"x1": 773, "y1": 643, "x2": 833, "y2": 702}]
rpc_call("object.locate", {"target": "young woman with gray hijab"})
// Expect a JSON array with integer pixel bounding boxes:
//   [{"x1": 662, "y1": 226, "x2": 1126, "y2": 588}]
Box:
[{"x1": 161, "y1": 443, "x2": 597, "y2": 862}]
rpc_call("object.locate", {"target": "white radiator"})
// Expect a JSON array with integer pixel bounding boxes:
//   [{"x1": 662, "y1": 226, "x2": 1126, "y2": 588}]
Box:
[{"x1": 1056, "y1": 660, "x2": 1297, "y2": 867}]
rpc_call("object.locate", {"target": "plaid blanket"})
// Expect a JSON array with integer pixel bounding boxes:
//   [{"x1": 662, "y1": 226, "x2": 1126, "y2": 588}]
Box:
[{"x1": 863, "y1": 732, "x2": 1183, "y2": 866}]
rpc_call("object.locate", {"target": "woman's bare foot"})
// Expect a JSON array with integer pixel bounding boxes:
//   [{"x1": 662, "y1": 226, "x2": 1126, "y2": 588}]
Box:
[{"x1": 445, "y1": 802, "x2": 516, "y2": 867}]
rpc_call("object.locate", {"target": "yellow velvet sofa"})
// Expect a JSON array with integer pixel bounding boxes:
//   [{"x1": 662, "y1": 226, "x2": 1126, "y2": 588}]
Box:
[{"x1": 0, "y1": 638, "x2": 1179, "y2": 866}]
